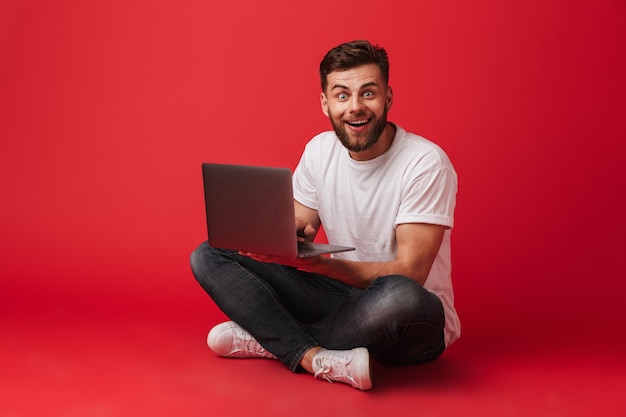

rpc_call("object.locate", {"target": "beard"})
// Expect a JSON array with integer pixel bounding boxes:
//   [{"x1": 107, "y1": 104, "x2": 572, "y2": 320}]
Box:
[{"x1": 329, "y1": 105, "x2": 389, "y2": 153}]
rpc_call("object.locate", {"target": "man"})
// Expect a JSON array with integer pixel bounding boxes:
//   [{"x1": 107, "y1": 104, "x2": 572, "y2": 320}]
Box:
[{"x1": 190, "y1": 40, "x2": 459, "y2": 390}]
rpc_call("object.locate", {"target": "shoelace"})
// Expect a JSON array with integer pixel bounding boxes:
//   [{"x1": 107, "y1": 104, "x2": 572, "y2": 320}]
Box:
[
  {"x1": 313, "y1": 352, "x2": 353, "y2": 384},
  {"x1": 232, "y1": 330, "x2": 273, "y2": 357}
]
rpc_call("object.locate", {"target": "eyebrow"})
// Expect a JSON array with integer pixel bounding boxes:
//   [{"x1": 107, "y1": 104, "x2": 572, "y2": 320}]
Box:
[{"x1": 331, "y1": 81, "x2": 380, "y2": 91}]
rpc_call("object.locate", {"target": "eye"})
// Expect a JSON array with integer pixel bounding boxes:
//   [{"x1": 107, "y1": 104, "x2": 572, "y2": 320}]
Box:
[
  {"x1": 363, "y1": 91, "x2": 374, "y2": 98},
  {"x1": 338, "y1": 93, "x2": 348, "y2": 100}
]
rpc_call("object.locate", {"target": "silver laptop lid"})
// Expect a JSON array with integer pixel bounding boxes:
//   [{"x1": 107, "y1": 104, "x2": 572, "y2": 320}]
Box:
[{"x1": 202, "y1": 163, "x2": 298, "y2": 257}]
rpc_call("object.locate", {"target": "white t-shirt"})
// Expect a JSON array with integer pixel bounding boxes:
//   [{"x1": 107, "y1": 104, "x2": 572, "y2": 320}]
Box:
[{"x1": 293, "y1": 125, "x2": 460, "y2": 347}]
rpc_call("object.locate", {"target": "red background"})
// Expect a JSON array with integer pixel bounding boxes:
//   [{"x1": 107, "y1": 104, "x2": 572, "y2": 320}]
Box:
[{"x1": 1, "y1": 0, "x2": 625, "y2": 415}]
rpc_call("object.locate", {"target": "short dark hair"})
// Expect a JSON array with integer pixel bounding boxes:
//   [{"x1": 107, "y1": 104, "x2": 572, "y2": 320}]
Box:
[{"x1": 319, "y1": 40, "x2": 389, "y2": 92}]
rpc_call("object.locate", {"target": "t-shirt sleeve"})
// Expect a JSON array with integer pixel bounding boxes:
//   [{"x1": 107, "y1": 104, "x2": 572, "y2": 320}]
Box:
[
  {"x1": 292, "y1": 142, "x2": 320, "y2": 210},
  {"x1": 395, "y1": 166, "x2": 457, "y2": 228}
]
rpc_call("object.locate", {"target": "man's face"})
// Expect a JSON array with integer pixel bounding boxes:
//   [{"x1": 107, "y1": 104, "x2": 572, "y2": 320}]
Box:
[{"x1": 321, "y1": 63, "x2": 393, "y2": 154}]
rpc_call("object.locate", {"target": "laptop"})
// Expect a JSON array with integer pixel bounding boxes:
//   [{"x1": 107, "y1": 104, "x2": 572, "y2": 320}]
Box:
[{"x1": 202, "y1": 163, "x2": 355, "y2": 258}]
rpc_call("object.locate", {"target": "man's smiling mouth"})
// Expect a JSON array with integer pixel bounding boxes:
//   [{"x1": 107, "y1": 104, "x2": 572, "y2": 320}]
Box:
[{"x1": 346, "y1": 119, "x2": 370, "y2": 127}]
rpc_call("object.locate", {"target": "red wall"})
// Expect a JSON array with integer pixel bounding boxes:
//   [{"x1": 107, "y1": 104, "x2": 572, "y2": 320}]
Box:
[{"x1": 2, "y1": 1, "x2": 625, "y2": 351}]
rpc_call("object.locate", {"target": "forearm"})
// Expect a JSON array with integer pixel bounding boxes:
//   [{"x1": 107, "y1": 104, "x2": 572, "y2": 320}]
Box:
[
  {"x1": 242, "y1": 224, "x2": 443, "y2": 289},
  {"x1": 310, "y1": 256, "x2": 428, "y2": 289}
]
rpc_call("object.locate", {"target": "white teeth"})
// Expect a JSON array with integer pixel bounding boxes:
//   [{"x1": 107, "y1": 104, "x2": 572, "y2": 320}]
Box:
[{"x1": 348, "y1": 120, "x2": 368, "y2": 126}]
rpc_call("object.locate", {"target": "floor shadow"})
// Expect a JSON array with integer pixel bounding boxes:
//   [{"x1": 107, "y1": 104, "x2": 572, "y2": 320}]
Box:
[{"x1": 371, "y1": 350, "x2": 482, "y2": 393}]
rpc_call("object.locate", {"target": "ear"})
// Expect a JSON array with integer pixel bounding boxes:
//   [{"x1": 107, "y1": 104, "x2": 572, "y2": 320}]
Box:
[
  {"x1": 320, "y1": 92, "x2": 329, "y2": 117},
  {"x1": 386, "y1": 86, "x2": 393, "y2": 110}
]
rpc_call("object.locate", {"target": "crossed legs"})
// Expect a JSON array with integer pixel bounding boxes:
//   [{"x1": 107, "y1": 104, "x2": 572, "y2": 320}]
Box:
[{"x1": 190, "y1": 242, "x2": 445, "y2": 383}]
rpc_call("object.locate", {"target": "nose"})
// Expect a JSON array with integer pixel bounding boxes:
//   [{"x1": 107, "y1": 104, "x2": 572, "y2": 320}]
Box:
[{"x1": 348, "y1": 95, "x2": 365, "y2": 113}]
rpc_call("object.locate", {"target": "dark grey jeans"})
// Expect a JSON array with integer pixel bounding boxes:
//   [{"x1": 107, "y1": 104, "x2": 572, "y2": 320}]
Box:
[{"x1": 190, "y1": 242, "x2": 445, "y2": 372}]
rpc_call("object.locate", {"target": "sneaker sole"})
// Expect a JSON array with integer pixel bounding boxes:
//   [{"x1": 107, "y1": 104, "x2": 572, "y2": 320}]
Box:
[{"x1": 354, "y1": 347, "x2": 373, "y2": 390}]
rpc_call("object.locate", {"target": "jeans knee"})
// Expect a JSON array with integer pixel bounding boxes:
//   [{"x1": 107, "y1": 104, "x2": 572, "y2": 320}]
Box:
[
  {"x1": 370, "y1": 275, "x2": 444, "y2": 325},
  {"x1": 373, "y1": 275, "x2": 421, "y2": 304},
  {"x1": 190, "y1": 242, "x2": 240, "y2": 290},
  {"x1": 190, "y1": 242, "x2": 214, "y2": 283},
  {"x1": 189, "y1": 244, "x2": 203, "y2": 276}
]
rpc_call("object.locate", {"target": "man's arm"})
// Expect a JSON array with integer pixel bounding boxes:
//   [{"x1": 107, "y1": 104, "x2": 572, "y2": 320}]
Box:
[
  {"x1": 303, "y1": 222, "x2": 445, "y2": 288},
  {"x1": 294, "y1": 200, "x2": 321, "y2": 242},
  {"x1": 243, "y1": 200, "x2": 445, "y2": 289}
]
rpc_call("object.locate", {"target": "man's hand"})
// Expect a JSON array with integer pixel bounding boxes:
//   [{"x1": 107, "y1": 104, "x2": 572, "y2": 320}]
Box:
[
  {"x1": 296, "y1": 219, "x2": 317, "y2": 241},
  {"x1": 295, "y1": 201, "x2": 320, "y2": 242}
]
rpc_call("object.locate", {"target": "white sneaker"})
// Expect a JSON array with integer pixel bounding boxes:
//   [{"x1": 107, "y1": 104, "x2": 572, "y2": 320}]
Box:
[
  {"x1": 207, "y1": 321, "x2": 277, "y2": 359},
  {"x1": 312, "y1": 347, "x2": 372, "y2": 390}
]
